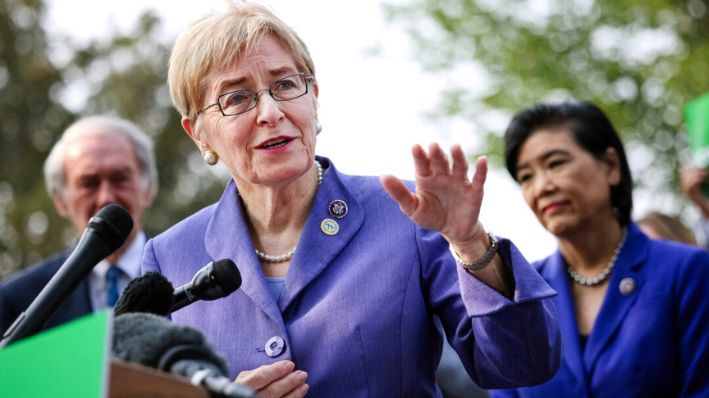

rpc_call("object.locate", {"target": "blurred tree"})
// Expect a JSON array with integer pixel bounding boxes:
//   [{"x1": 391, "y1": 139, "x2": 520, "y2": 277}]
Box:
[
  {"x1": 386, "y1": 0, "x2": 709, "y2": 207},
  {"x1": 0, "y1": 0, "x2": 76, "y2": 277},
  {"x1": 64, "y1": 11, "x2": 227, "y2": 249},
  {"x1": 0, "y1": 0, "x2": 225, "y2": 278}
]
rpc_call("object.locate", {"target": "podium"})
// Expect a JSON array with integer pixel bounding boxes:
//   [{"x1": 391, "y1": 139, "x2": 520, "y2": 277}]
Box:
[
  {"x1": 110, "y1": 360, "x2": 207, "y2": 398},
  {"x1": 0, "y1": 310, "x2": 207, "y2": 398}
]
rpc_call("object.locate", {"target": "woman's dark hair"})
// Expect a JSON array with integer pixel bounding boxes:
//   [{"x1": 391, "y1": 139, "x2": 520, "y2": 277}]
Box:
[{"x1": 503, "y1": 101, "x2": 633, "y2": 226}]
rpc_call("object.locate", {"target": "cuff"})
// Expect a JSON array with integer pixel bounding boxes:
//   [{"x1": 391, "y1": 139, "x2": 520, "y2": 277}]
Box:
[{"x1": 458, "y1": 237, "x2": 557, "y2": 317}]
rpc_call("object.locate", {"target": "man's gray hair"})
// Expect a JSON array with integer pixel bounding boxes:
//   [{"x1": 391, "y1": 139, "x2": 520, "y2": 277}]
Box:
[{"x1": 43, "y1": 115, "x2": 158, "y2": 198}]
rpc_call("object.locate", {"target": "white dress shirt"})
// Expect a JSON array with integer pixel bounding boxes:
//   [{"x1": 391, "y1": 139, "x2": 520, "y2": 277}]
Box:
[{"x1": 88, "y1": 231, "x2": 145, "y2": 310}]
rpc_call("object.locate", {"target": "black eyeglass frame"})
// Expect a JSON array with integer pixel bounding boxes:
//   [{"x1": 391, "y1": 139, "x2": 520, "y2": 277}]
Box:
[{"x1": 196, "y1": 73, "x2": 315, "y2": 117}]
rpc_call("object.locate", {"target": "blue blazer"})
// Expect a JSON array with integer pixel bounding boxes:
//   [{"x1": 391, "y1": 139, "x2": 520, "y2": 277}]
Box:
[
  {"x1": 0, "y1": 251, "x2": 92, "y2": 336},
  {"x1": 491, "y1": 223, "x2": 709, "y2": 398},
  {"x1": 142, "y1": 158, "x2": 561, "y2": 397}
]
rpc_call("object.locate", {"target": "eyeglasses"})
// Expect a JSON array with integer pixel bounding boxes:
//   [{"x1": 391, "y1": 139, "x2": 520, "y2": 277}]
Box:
[{"x1": 197, "y1": 73, "x2": 314, "y2": 117}]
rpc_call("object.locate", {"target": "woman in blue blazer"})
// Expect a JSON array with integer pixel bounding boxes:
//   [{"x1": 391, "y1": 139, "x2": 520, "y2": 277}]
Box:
[
  {"x1": 142, "y1": 2, "x2": 561, "y2": 397},
  {"x1": 491, "y1": 101, "x2": 709, "y2": 398}
]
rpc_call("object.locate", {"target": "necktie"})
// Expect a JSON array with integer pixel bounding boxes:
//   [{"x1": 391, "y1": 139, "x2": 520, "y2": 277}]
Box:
[{"x1": 106, "y1": 266, "x2": 123, "y2": 307}]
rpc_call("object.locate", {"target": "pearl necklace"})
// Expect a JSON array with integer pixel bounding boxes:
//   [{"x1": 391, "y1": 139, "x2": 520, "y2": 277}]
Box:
[
  {"x1": 567, "y1": 228, "x2": 627, "y2": 286},
  {"x1": 254, "y1": 160, "x2": 323, "y2": 263}
]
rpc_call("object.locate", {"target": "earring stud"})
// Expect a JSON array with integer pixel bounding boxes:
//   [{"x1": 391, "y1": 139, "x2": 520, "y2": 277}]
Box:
[{"x1": 203, "y1": 149, "x2": 218, "y2": 165}]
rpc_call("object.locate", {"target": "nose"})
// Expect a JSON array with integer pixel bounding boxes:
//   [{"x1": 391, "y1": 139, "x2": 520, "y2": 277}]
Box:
[
  {"x1": 96, "y1": 180, "x2": 119, "y2": 208},
  {"x1": 530, "y1": 170, "x2": 556, "y2": 199},
  {"x1": 255, "y1": 90, "x2": 285, "y2": 127}
]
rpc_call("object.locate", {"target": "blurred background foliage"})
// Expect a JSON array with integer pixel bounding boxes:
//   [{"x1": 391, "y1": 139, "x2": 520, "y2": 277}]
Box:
[
  {"x1": 0, "y1": 0, "x2": 707, "y2": 278},
  {"x1": 0, "y1": 0, "x2": 225, "y2": 278},
  {"x1": 386, "y1": 0, "x2": 708, "y2": 209}
]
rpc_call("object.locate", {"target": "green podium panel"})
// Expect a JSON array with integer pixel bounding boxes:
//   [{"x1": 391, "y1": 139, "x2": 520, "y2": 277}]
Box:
[{"x1": 0, "y1": 310, "x2": 112, "y2": 398}]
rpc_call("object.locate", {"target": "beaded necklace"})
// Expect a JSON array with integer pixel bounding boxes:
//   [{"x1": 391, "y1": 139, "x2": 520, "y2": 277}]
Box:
[
  {"x1": 254, "y1": 160, "x2": 322, "y2": 263},
  {"x1": 566, "y1": 228, "x2": 628, "y2": 286}
]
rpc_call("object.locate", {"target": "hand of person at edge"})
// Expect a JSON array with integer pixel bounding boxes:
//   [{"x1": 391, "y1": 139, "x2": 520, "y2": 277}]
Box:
[
  {"x1": 235, "y1": 360, "x2": 308, "y2": 398},
  {"x1": 380, "y1": 143, "x2": 488, "y2": 248},
  {"x1": 681, "y1": 167, "x2": 709, "y2": 218}
]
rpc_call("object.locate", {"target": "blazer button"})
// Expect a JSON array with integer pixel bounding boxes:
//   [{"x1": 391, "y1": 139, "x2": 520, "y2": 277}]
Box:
[{"x1": 265, "y1": 336, "x2": 286, "y2": 357}]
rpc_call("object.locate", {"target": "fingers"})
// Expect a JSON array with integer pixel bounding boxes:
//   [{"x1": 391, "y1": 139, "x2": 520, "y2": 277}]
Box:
[
  {"x1": 236, "y1": 360, "x2": 294, "y2": 390},
  {"x1": 282, "y1": 383, "x2": 309, "y2": 398},
  {"x1": 471, "y1": 156, "x2": 488, "y2": 191},
  {"x1": 450, "y1": 144, "x2": 469, "y2": 178},
  {"x1": 414, "y1": 143, "x2": 471, "y2": 178},
  {"x1": 380, "y1": 175, "x2": 418, "y2": 216},
  {"x1": 235, "y1": 360, "x2": 308, "y2": 398},
  {"x1": 681, "y1": 167, "x2": 707, "y2": 193},
  {"x1": 412, "y1": 144, "x2": 432, "y2": 177},
  {"x1": 428, "y1": 143, "x2": 450, "y2": 175},
  {"x1": 258, "y1": 370, "x2": 308, "y2": 398}
]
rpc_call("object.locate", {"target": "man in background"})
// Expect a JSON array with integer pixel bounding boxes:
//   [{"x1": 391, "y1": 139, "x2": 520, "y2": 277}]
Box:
[{"x1": 0, "y1": 115, "x2": 157, "y2": 335}]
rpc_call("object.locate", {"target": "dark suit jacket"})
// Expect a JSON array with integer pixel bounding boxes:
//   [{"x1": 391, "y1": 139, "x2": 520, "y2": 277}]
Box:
[{"x1": 0, "y1": 251, "x2": 92, "y2": 336}]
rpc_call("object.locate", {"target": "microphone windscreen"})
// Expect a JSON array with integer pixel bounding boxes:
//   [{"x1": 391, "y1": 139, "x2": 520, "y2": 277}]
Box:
[
  {"x1": 114, "y1": 272, "x2": 174, "y2": 317},
  {"x1": 212, "y1": 259, "x2": 242, "y2": 294},
  {"x1": 112, "y1": 313, "x2": 227, "y2": 374},
  {"x1": 89, "y1": 204, "x2": 134, "y2": 248}
]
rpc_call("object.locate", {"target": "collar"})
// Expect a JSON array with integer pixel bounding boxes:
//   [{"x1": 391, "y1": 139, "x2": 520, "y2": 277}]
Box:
[{"x1": 92, "y1": 231, "x2": 146, "y2": 279}]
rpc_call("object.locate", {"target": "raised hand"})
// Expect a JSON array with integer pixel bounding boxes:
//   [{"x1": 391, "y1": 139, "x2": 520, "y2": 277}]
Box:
[
  {"x1": 380, "y1": 143, "x2": 487, "y2": 246},
  {"x1": 681, "y1": 167, "x2": 709, "y2": 217}
]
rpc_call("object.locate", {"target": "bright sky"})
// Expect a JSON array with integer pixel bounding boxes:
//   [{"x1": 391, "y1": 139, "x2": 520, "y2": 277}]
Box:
[{"x1": 45, "y1": 0, "x2": 557, "y2": 261}]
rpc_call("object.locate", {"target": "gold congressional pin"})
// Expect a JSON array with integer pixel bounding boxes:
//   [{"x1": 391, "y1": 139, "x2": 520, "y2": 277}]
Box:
[{"x1": 320, "y1": 218, "x2": 339, "y2": 236}]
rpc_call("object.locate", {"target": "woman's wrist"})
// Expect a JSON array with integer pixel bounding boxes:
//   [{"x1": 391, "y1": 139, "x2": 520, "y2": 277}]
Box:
[{"x1": 450, "y1": 232, "x2": 499, "y2": 272}]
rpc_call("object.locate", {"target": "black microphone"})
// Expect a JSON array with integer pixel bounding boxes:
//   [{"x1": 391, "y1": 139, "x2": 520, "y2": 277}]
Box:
[
  {"x1": 114, "y1": 272, "x2": 175, "y2": 317},
  {"x1": 0, "y1": 204, "x2": 133, "y2": 348},
  {"x1": 112, "y1": 313, "x2": 256, "y2": 398},
  {"x1": 114, "y1": 260, "x2": 242, "y2": 316},
  {"x1": 171, "y1": 259, "x2": 242, "y2": 313}
]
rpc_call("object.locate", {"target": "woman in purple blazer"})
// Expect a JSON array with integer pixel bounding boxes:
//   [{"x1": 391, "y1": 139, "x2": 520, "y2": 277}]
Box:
[
  {"x1": 143, "y1": 3, "x2": 560, "y2": 397},
  {"x1": 491, "y1": 101, "x2": 709, "y2": 398}
]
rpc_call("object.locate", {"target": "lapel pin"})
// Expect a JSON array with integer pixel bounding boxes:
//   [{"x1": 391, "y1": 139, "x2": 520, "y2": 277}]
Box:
[
  {"x1": 320, "y1": 218, "x2": 339, "y2": 236},
  {"x1": 328, "y1": 199, "x2": 348, "y2": 219},
  {"x1": 619, "y1": 277, "x2": 636, "y2": 296}
]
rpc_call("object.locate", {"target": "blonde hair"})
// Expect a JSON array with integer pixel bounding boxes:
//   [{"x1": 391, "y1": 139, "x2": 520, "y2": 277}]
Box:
[
  {"x1": 168, "y1": 1, "x2": 316, "y2": 118},
  {"x1": 637, "y1": 211, "x2": 698, "y2": 246}
]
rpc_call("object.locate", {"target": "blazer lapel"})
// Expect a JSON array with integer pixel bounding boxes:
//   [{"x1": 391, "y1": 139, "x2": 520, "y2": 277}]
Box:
[
  {"x1": 545, "y1": 252, "x2": 587, "y2": 387},
  {"x1": 279, "y1": 159, "x2": 364, "y2": 312},
  {"x1": 204, "y1": 180, "x2": 283, "y2": 326},
  {"x1": 584, "y1": 224, "x2": 646, "y2": 373}
]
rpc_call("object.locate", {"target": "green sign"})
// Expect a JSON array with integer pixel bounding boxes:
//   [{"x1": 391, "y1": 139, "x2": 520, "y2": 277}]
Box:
[
  {"x1": 0, "y1": 310, "x2": 112, "y2": 398},
  {"x1": 685, "y1": 92, "x2": 709, "y2": 166}
]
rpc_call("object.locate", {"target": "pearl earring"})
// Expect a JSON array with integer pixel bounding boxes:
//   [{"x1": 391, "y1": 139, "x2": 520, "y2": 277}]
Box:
[
  {"x1": 203, "y1": 149, "x2": 218, "y2": 165},
  {"x1": 316, "y1": 120, "x2": 322, "y2": 135}
]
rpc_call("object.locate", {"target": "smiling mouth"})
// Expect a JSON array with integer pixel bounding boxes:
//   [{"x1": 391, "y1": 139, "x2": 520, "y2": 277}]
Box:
[{"x1": 259, "y1": 138, "x2": 292, "y2": 149}]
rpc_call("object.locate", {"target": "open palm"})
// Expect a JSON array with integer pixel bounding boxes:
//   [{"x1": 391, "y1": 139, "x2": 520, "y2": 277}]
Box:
[{"x1": 380, "y1": 143, "x2": 487, "y2": 246}]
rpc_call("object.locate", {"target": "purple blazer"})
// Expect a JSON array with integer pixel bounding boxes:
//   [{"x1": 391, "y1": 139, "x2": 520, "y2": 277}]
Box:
[{"x1": 142, "y1": 157, "x2": 560, "y2": 397}]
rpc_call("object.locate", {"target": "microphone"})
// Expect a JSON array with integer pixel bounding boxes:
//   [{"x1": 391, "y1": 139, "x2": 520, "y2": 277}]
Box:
[
  {"x1": 112, "y1": 312, "x2": 256, "y2": 398},
  {"x1": 171, "y1": 259, "x2": 242, "y2": 313},
  {"x1": 0, "y1": 204, "x2": 133, "y2": 348},
  {"x1": 113, "y1": 259, "x2": 242, "y2": 316},
  {"x1": 114, "y1": 272, "x2": 175, "y2": 317}
]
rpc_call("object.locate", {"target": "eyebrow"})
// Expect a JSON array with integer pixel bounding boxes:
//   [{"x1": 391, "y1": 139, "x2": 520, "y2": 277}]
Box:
[
  {"x1": 517, "y1": 149, "x2": 571, "y2": 170},
  {"x1": 213, "y1": 67, "x2": 298, "y2": 94}
]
